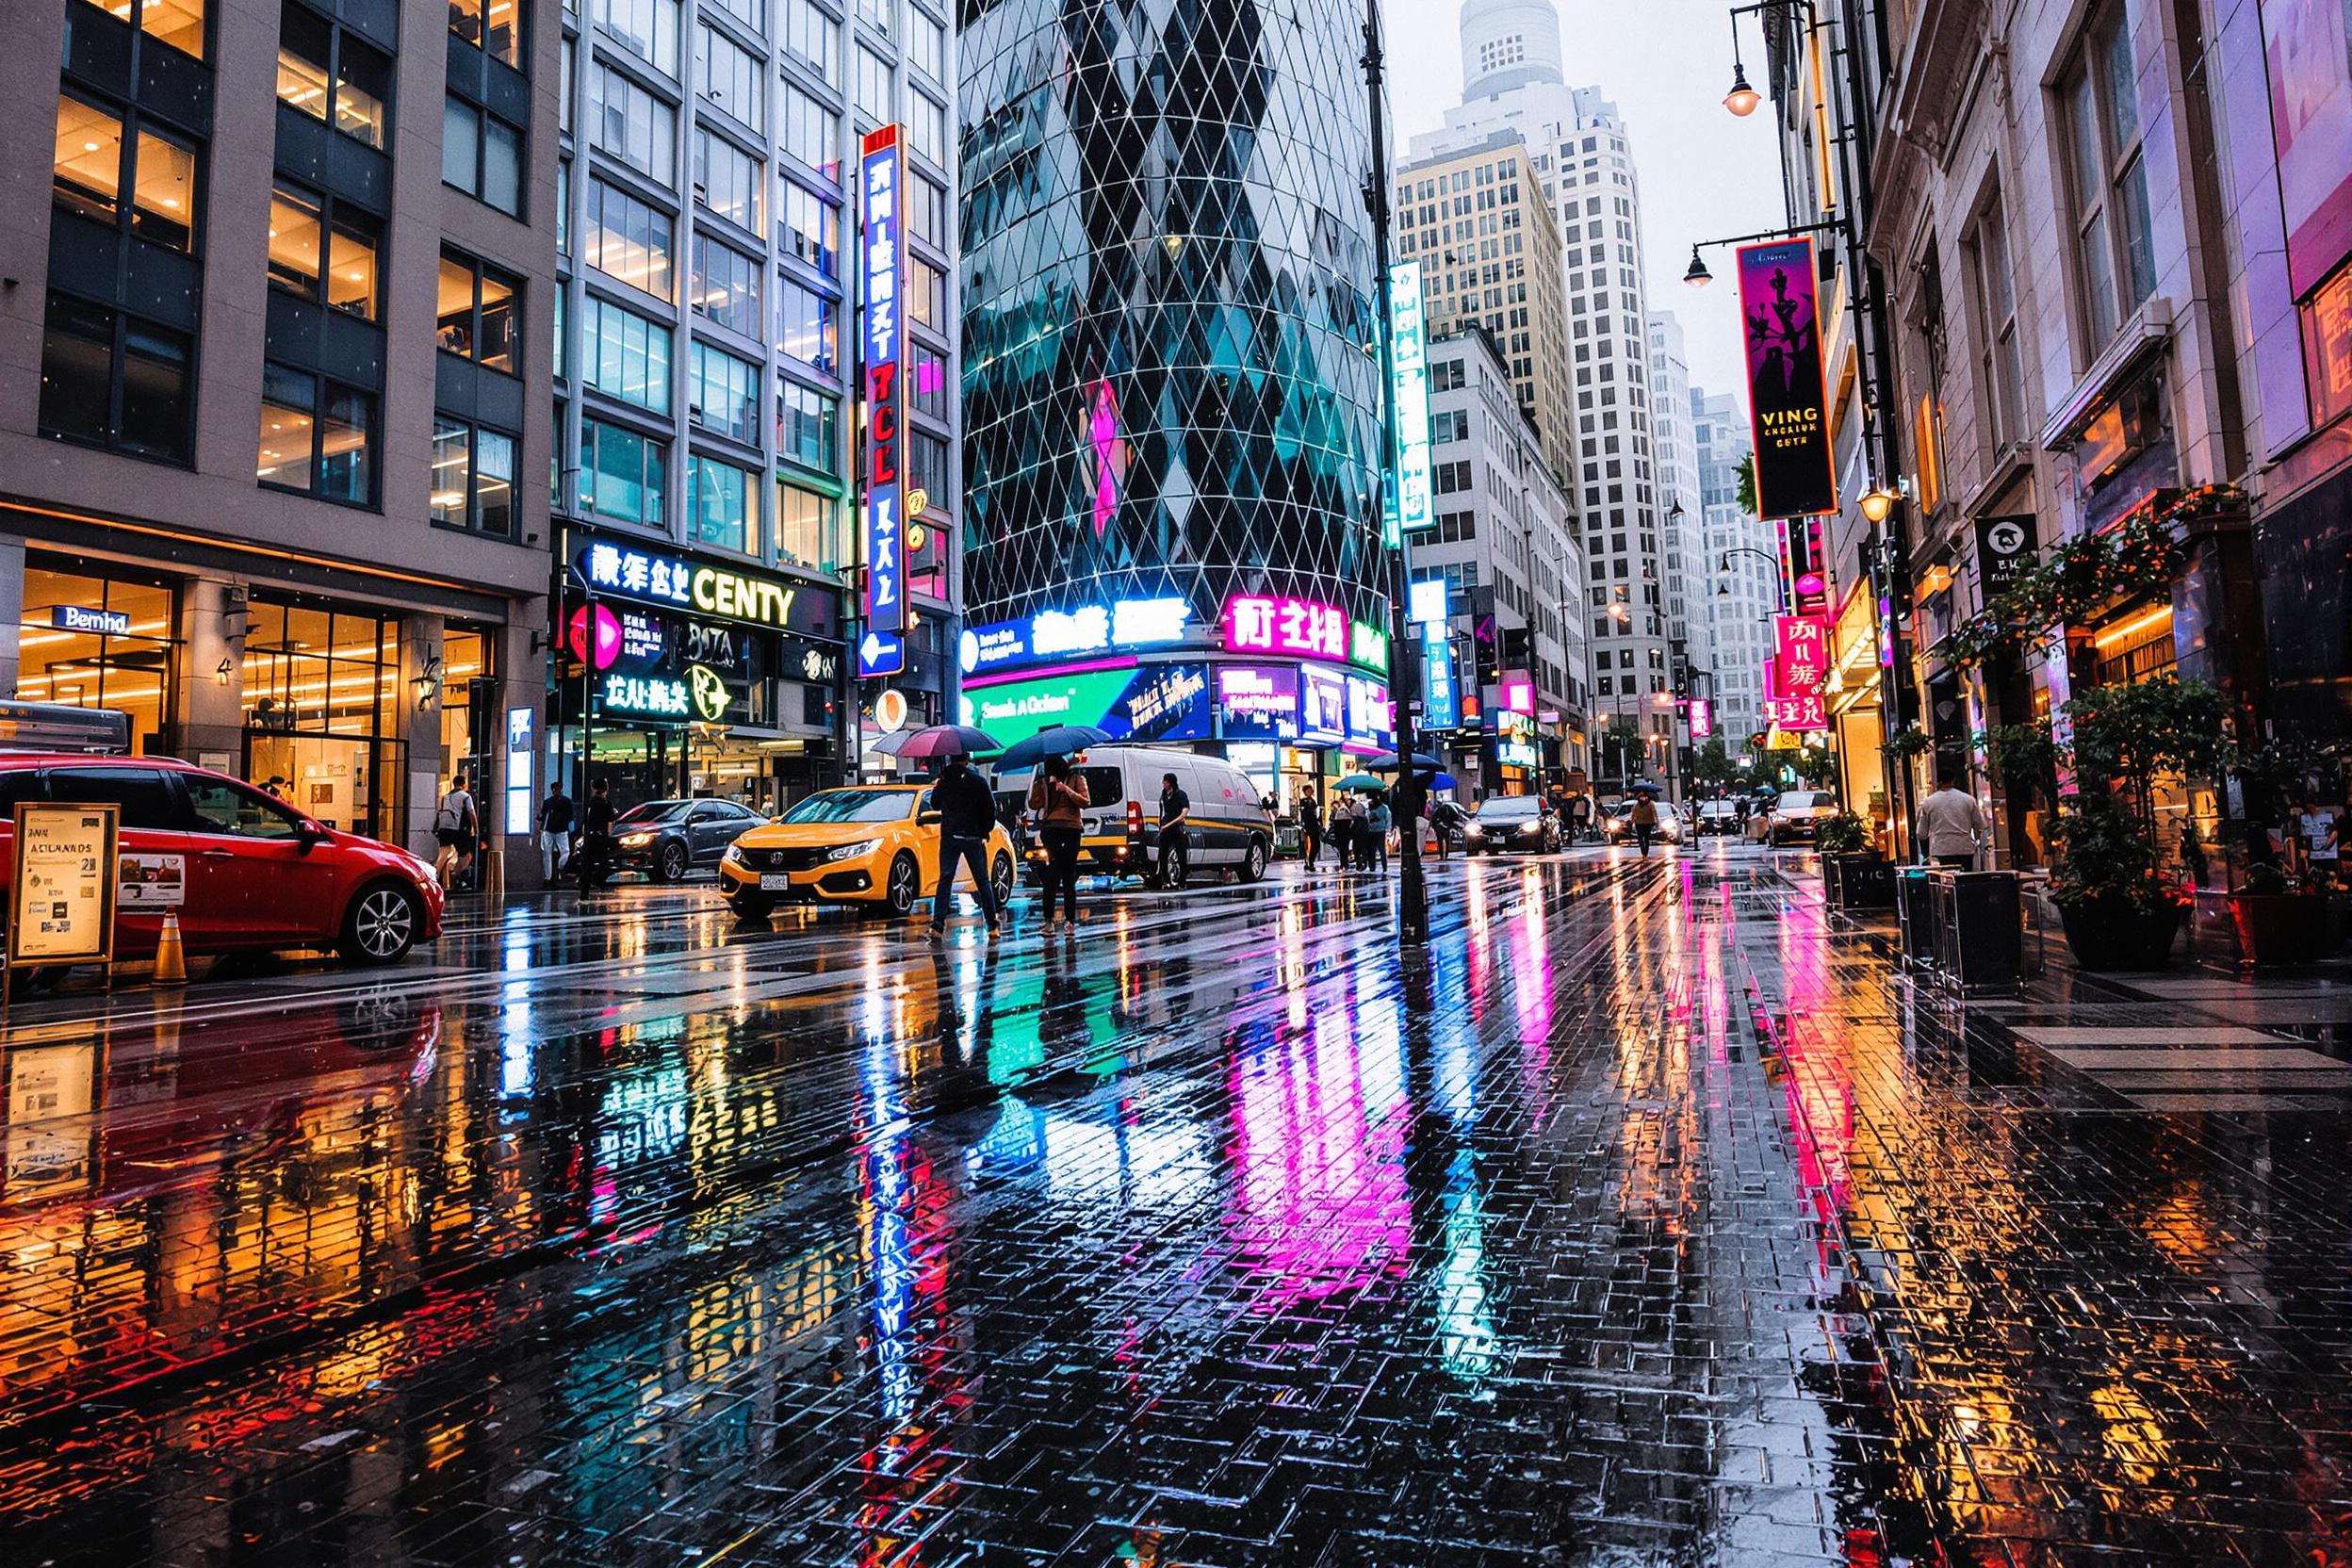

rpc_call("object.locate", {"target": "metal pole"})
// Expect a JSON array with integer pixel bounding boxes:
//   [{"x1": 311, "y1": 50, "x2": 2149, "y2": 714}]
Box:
[{"x1": 1363, "y1": 0, "x2": 1428, "y2": 944}]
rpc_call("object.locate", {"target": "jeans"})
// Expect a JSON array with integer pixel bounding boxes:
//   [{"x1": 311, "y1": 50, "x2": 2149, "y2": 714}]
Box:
[
  {"x1": 1635, "y1": 824, "x2": 1656, "y2": 855},
  {"x1": 1157, "y1": 826, "x2": 1189, "y2": 887},
  {"x1": 1041, "y1": 825, "x2": 1081, "y2": 921},
  {"x1": 933, "y1": 835, "x2": 999, "y2": 926},
  {"x1": 539, "y1": 830, "x2": 568, "y2": 882}
]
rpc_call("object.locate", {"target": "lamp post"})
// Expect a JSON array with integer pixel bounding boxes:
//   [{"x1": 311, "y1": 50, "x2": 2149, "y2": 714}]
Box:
[{"x1": 1361, "y1": 0, "x2": 1428, "y2": 945}]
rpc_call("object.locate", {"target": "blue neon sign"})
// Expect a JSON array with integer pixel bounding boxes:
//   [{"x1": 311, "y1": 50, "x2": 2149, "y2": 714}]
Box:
[
  {"x1": 1385, "y1": 259, "x2": 1434, "y2": 545},
  {"x1": 858, "y1": 123, "x2": 906, "y2": 678},
  {"x1": 956, "y1": 596, "x2": 1192, "y2": 676}
]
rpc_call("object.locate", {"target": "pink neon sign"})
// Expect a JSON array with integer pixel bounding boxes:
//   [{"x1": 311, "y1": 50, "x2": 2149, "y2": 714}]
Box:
[{"x1": 1223, "y1": 594, "x2": 1348, "y2": 661}]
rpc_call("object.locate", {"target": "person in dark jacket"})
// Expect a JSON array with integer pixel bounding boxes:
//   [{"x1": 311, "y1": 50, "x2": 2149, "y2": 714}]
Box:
[{"x1": 925, "y1": 753, "x2": 1002, "y2": 939}]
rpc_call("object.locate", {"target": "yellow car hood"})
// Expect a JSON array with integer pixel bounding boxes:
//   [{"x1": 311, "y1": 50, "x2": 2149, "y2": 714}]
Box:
[{"x1": 735, "y1": 818, "x2": 912, "y2": 849}]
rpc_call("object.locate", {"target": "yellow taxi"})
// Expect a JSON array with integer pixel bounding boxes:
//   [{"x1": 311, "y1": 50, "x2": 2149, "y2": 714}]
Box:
[{"x1": 718, "y1": 784, "x2": 1017, "y2": 921}]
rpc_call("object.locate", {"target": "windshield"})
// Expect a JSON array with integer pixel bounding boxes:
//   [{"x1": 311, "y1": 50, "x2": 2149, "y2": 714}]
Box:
[
  {"x1": 1477, "y1": 797, "x2": 1541, "y2": 819},
  {"x1": 1777, "y1": 791, "x2": 1821, "y2": 810},
  {"x1": 1701, "y1": 802, "x2": 1735, "y2": 815},
  {"x1": 617, "y1": 801, "x2": 690, "y2": 825},
  {"x1": 779, "y1": 789, "x2": 917, "y2": 825}
]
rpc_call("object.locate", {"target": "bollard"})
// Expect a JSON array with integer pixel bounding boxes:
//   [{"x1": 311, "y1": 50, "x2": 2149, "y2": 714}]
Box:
[
  {"x1": 153, "y1": 910, "x2": 188, "y2": 987},
  {"x1": 482, "y1": 846, "x2": 505, "y2": 906}
]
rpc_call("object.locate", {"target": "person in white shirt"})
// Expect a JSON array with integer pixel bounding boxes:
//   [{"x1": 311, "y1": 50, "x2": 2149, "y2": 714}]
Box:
[
  {"x1": 434, "y1": 773, "x2": 479, "y2": 891},
  {"x1": 2298, "y1": 792, "x2": 2340, "y2": 876},
  {"x1": 1917, "y1": 764, "x2": 1987, "y2": 869}
]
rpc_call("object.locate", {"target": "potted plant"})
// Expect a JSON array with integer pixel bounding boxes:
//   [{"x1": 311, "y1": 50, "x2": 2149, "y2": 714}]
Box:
[{"x1": 1816, "y1": 812, "x2": 1893, "y2": 907}]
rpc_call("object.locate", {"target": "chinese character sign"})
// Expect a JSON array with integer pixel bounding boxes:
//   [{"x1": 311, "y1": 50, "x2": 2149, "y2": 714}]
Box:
[
  {"x1": 1386, "y1": 259, "x2": 1434, "y2": 545},
  {"x1": 1222, "y1": 594, "x2": 1348, "y2": 660},
  {"x1": 1738, "y1": 238, "x2": 1838, "y2": 518},
  {"x1": 859, "y1": 124, "x2": 906, "y2": 673},
  {"x1": 1766, "y1": 612, "x2": 1831, "y2": 731}
]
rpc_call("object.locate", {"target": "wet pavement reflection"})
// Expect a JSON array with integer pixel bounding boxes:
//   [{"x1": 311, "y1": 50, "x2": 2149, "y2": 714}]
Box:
[{"x1": 4, "y1": 848, "x2": 2351, "y2": 1564}]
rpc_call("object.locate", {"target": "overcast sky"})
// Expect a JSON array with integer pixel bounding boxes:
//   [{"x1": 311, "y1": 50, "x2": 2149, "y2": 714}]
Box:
[{"x1": 1381, "y1": 0, "x2": 1789, "y2": 416}]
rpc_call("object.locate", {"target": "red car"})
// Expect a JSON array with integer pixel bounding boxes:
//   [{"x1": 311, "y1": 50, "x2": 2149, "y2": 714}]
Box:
[{"x1": 0, "y1": 756, "x2": 443, "y2": 966}]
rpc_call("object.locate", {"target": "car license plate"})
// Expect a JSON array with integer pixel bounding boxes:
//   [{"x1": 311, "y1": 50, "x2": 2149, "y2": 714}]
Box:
[{"x1": 759, "y1": 874, "x2": 792, "y2": 890}]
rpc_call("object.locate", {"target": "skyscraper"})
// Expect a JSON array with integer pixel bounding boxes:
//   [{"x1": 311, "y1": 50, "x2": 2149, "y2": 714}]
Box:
[
  {"x1": 1691, "y1": 387, "x2": 1777, "y2": 748},
  {"x1": 958, "y1": 0, "x2": 1393, "y2": 801},
  {"x1": 1413, "y1": 0, "x2": 1677, "y2": 777}
]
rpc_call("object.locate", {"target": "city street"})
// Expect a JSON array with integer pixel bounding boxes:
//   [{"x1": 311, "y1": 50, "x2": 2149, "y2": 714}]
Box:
[{"x1": 6, "y1": 846, "x2": 2350, "y2": 1566}]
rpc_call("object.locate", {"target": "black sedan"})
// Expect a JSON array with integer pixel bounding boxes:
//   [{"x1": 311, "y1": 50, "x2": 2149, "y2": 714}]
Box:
[{"x1": 610, "y1": 798, "x2": 766, "y2": 881}]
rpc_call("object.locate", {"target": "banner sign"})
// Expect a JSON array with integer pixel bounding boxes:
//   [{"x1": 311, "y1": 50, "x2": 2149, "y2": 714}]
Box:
[
  {"x1": 858, "y1": 123, "x2": 906, "y2": 677},
  {"x1": 1299, "y1": 664, "x2": 1348, "y2": 745},
  {"x1": 580, "y1": 540, "x2": 805, "y2": 630},
  {"x1": 1385, "y1": 259, "x2": 1434, "y2": 544},
  {"x1": 1738, "y1": 238, "x2": 1838, "y2": 518},
  {"x1": 2264, "y1": 0, "x2": 2352, "y2": 298},
  {"x1": 1344, "y1": 674, "x2": 1395, "y2": 752},
  {"x1": 8, "y1": 803, "x2": 118, "y2": 966},
  {"x1": 1418, "y1": 636, "x2": 1459, "y2": 731},
  {"x1": 1973, "y1": 514, "x2": 2036, "y2": 600},
  {"x1": 1223, "y1": 594, "x2": 1348, "y2": 661},
  {"x1": 117, "y1": 852, "x2": 186, "y2": 908},
  {"x1": 957, "y1": 662, "x2": 1211, "y2": 752},
  {"x1": 1765, "y1": 612, "x2": 1830, "y2": 731},
  {"x1": 1216, "y1": 664, "x2": 1301, "y2": 742}
]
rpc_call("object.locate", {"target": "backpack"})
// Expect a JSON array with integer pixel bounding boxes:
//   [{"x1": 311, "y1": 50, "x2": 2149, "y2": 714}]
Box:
[{"x1": 436, "y1": 792, "x2": 466, "y2": 832}]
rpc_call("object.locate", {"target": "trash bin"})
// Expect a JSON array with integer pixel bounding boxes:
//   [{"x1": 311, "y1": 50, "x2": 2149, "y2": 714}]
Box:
[
  {"x1": 1927, "y1": 870, "x2": 2022, "y2": 992},
  {"x1": 1896, "y1": 867, "x2": 1936, "y2": 965},
  {"x1": 1828, "y1": 854, "x2": 1896, "y2": 909}
]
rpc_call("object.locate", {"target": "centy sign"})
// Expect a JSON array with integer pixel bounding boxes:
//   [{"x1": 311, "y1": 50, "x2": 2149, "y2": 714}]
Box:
[{"x1": 858, "y1": 123, "x2": 906, "y2": 678}]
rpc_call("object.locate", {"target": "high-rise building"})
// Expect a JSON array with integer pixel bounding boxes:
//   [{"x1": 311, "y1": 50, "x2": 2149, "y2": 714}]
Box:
[
  {"x1": 1407, "y1": 327, "x2": 1587, "y2": 792},
  {"x1": 1412, "y1": 1, "x2": 1677, "y2": 779},
  {"x1": 2, "y1": 0, "x2": 554, "y2": 871},
  {"x1": 1691, "y1": 389, "x2": 1776, "y2": 747},
  {"x1": 550, "y1": 0, "x2": 962, "y2": 810},
  {"x1": 1393, "y1": 132, "x2": 1576, "y2": 484},
  {"x1": 1645, "y1": 311, "x2": 1703, "y2": 698},
  {"x1": 958, "y1": 0, "x2": 1393, "y2": 805}
]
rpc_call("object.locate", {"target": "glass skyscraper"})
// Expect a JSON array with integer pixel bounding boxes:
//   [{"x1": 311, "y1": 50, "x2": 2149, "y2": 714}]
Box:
[{"x1": 956, "y1": 0, "x2": 1394, "y2": 793}]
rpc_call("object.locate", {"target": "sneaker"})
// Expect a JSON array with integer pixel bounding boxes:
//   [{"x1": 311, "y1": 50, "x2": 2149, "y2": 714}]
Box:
[
  {"x1": 986, "y1": 923, "x2": 1002, "y2": 941},
  {"x1": 926, "y1": 924, "x2": 946, "y2": 940}
]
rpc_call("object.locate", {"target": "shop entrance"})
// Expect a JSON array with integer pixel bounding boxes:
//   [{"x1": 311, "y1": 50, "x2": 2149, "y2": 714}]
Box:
[{"x1": 241, "y1": 598, "x2": 402, "y2": 840}]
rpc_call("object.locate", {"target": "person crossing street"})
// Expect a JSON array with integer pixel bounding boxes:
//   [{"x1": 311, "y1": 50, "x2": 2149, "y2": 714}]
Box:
[
  {"x1": 1156, "y1": 772, "x2": 1192, "y2": 889},
  {"x1": 925, "y1": 753, "x2": 1003, "y2": 939}
]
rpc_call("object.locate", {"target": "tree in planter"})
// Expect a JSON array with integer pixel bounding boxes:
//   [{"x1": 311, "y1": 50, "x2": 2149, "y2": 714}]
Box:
[
  {"x1": 1601, "y1": 717, "x2": 1642, "y2": 781},
  {"x1": 1816, "y1": 812, "x2": 1870, "y2": 855}
]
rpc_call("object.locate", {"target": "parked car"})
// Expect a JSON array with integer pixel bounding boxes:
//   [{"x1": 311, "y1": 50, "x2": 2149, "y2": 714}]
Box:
[
  {"x1": 720, "y1": 784, "x2": 1018, "y2": 921},
  {"x1": 1768, "y1": 789, "x2": 1839, "y2": 846},
  {"x1": 0, "y1": 755, "x2": 443, "y2": 966},
  {"x1": 994, "y1": 746, "x2": 1276, "y2": 887},
  {"x1": 610, "y1": 797, "x2": 766, "y2": 882},
  {"x1": 1694, "y1": 800, "x2": 1741, "y2": 837},
  {"x1": 1462, "y1": 794, "x2": 1561, "y2": 855}
]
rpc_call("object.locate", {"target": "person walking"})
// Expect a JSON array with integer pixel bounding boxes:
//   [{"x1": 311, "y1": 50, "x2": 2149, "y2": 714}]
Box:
[
  {"x1": 1429, "y1": 796, "x2": 1464, "y2": 861},
  {"x1": 1028, "y1": 755, "x2": 1090, "y2": 930},
  {"x1": 2296, "y1": 791, "x2": 2341, "y2": 881},
  {"x1": 1629, "y1": 792, "x2": 1660, "y2": 858},
  {"x1": 579, "y1": 777, "x2": 618, "y2": 889},
  {"x1": 537, "y1": 782, "x2": 575, "y2": 883},
  {"x1": 1567, "y1": 792, "x2": 1593, "y2": 844},
  {"x1": 434, "y1": 772, "x2": 479, "y2": 891},
  {"x1": 1366, "y1": 791, "x2": 1393, "y2": 873},
  {"x1": 1918, "y1": 765, "x2": 1987, "y2": 869},
  {"x1": 1156, "y1": 771, "x2": 1192, "y2": 889},
  {"x1": 1298, "y1": 790, "x2": 1323, "y2": 871},
  {"x1": 925, "y1": 753, "x2": 1003, "y2": 939}
]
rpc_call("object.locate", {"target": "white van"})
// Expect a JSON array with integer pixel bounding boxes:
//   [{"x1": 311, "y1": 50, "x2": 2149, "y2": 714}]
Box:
[{"x1": 996, "y1": 744, "x2": 1277, "y2": 886}]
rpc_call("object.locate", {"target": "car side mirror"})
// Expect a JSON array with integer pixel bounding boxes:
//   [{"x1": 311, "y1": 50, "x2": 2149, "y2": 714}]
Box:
[
  {"x1": 296, "y1": 819, "x2": 326, "y2": 849},
  {"x1": 917, "y1": 809, "x2": 943, "y2": 826}
]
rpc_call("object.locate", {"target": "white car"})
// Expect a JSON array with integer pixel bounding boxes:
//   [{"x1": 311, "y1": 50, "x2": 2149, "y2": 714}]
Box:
[{"x1": 1767, "y1": 789, "x2": 1839, "y2": 846}]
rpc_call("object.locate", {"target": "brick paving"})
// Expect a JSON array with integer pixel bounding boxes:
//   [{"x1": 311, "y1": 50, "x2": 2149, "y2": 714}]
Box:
[{"x1": 1, "y1": 854, "x2": 2348, "y2": 1565}]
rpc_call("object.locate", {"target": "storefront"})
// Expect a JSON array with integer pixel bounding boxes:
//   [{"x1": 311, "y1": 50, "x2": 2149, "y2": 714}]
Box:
[
  {"x1": 13, "y1": 559, "x2": 179, "y2": 753},
  {"x1": 556, "y1": 526, "x2": 843, "y2": 813}
]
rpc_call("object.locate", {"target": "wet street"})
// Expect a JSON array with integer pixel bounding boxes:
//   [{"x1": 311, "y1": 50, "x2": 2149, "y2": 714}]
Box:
[{"x1": 6, "y1": 845, "x2": 2352, "y2": 1567}]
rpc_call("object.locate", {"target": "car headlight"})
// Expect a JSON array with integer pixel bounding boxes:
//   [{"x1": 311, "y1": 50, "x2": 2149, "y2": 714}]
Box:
[
  {"x1": 721, "y1": 843, "x2": 745, "y2": 865},
  {"x1": 1464, "y1": 824, "x2": 1486, "y2": 837},
  {"x1": 619, "y1": 831, "x2": 655, "y2": 847},
  {"x1": 826, "y1": 839, "x2": 880, "y2": 862}
]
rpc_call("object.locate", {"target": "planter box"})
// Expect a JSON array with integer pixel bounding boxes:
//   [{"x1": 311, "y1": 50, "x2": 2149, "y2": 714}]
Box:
[
  {"x1": 2229, "y1": 893, "x2": 2329, "y2": 967},
  {"x1": 2057, "y1": 899, "x2": 2183, "y2": 972}
]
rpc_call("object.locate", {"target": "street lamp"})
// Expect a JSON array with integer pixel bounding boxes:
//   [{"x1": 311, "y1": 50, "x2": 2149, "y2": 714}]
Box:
[
  {"x1": 1858, "y1": 483, "x2": 1901, "y2": 524},
  {"x1": 1683, "y1": 246, "x2": 1713, "y2": 287},
  {"x1": 1723, "y1": 62, "x2": 1760, "y2": 117}
]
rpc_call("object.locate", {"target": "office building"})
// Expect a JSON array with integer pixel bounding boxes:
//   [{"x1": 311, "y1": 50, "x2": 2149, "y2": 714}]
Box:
[
  {"x1": 957, "y1": 0, "x2": 1390, "y2": 806},
  {"x1": 3, "y1": 0, "x2": 555, "y2": 869},
  {"x1": 1393, "y1": 132, "x2": 1576, "y2": 484},
  {"x1": 550, "y1": 0, "x2": 961, "y2": 810},
  {"x1": 1691, "y1": 388, "x2": 1774, "y2": 747},
  {"x1": 1645, "y1": 311, "x2": 1703, "y2": 727}
]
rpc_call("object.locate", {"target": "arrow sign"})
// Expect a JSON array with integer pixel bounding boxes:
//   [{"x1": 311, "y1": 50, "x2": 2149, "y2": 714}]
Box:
[{"x1": 858, "y1": 629, "x2": 905, "y2": 678}]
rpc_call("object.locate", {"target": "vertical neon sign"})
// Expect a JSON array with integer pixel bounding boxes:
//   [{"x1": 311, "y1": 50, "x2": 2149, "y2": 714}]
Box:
[
  {"x1": 1386, "y1": 260, "x2": 1434, "y2": 546},
  {"x1": 858, "y1": 124, "x2": 906, "y2": 678}
]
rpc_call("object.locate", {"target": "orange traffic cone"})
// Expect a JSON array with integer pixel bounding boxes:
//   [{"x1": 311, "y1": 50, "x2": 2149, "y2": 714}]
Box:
[{"x1": 153, "y1": 910, "x2": 188, "y2": 988}]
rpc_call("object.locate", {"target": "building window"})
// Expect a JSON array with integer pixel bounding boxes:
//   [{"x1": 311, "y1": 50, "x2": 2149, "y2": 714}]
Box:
[
  {"x1": 708, "y1": 0, "x2": 764, "y2": 28},
  {"x1": 698, "y1": 24, "x2": 763, "y2": 125},
  {"x1": 776, "y1": 276, "x2": 838, "y2": 372},
  {"x1": 690, "y1": 341, "x2": 760, "y2": 445},
  {"x1": 688, "y1": 453, "x2": 753, "y2": 552},
  {"x1": 38, "y1": 294, "x2": 193, "y2": 463},
  {"x1": 910, "y1": 345, "x2": 947, "y2": 419},
  {"x1": 590, "y1": 61, "x2": 676, "y2": 187},
  {"x1": 776, "y1": 482, "x2": 840, "y2": 572},
  {"x1": 443, "y1": 96, "x2": 522, "y2": 214},
  {"x1": 257, "y1": 362, "x2": 375, "y2": 504},
  {"x1": 776, "y1": 380, "x2": 838, "y2": 470},
  {"x1": 857, "y1": 0, "x2": 893, "y2": 35},
  {"x1": 780, "y1": 179, "x2": 840, "y2": 276},
  {"x1": 907, "y1": 172, "x2": 946, "y2": 250},
  {"x1": 906, "y1": 89, "x2": 944, "y2": 166},
  {"x1": 438, "y1": 252, "x2": 521, "y2": 373},
  {"x1": 1966, "y1": 198, "x2": 2024, "y2": 453},
  {"x1": 449, "y1": 0, "x2": 522, "y2": 68},
  {"x1": 277, "y1": 2, "x2": 390, "y2": 149},
  {"x1": 691, "y1": 233, "x2": 761, "y2": 336},
  {"x1": 580, "y1": 416, "x2": 667, "y2": 525},
  {"x1": 582, "y1": 295, "x2": 671, "y2": 413},
  {"x1": 267, "y1": 182, "x2": 381, "y2": 319},
  {"x1": 53, "y1": 93, "x2": 199, "y2": 254},
  {"x1": 2061, "y1": 5, "x2": 2155, "y2": 350},
  {"x1": 694, "y1": 127, "x2": 762, "y2": 230},
  {"x1": 783, "y1": 0, "x2": 840, "y2": 84},
  {"x1": 595, "y1": 0, "x2": 680, "y2": 77},
  {"x1": 102, "y1": 0, "x2": 209, "y2": 60},
  {"x1": 431, "y1": 416, "x2": 518, "y2": 536},
  {"x1": 780, "y1": 81, "x2": 840, "y2": 184},
  {"x1": 854, "y1": 43, "x2": 892, "y2": 122},
  {"x1": 585, "y1": 176, "x2": 674, "y2": 301},
  {"x1": 909, "y1": 6, "x2": 944, "y2": 84}
]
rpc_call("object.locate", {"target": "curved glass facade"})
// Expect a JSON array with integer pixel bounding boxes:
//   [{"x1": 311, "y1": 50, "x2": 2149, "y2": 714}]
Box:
[{"x1": 957, "y1": 0, "x2": 1388, "y2": 635}]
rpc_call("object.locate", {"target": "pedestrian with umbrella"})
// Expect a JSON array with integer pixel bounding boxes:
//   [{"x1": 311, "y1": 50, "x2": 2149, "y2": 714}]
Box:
[
  {"x1": 895, "y1": 725, "x2": 1004, "y2": 939},
  {"x1": 1027, "y1": 753, "x2": 1091, "y2": 931}
]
